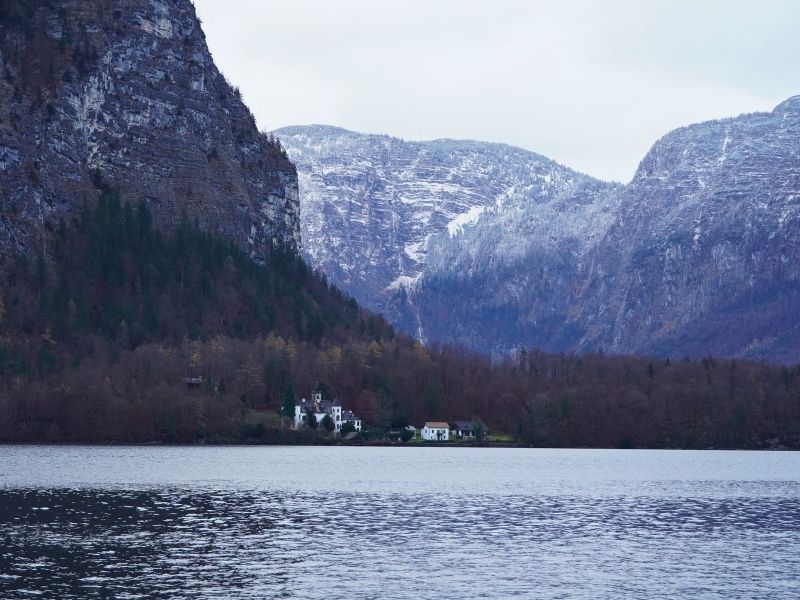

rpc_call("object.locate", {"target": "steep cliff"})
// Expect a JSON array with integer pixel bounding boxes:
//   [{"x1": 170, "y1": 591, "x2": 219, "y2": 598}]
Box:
[
  {"x1": 581, "y1": 97, "x2": 800, "y2": 361},
  {"x1": 0, "y1": 0, "x2": 299, "y2": 259},
  {"x1": 276, "y1": 125, "x2": 620, "y2": 338},
  {"x1": 277, "y1": 97, "x2": 800, "y2": 362}
]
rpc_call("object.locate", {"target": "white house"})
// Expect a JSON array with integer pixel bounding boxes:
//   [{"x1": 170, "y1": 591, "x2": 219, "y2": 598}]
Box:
[
  {"x1": 421, "y1": 421, "x2": 450, "y2": 441},
  {"x1": 293, "y1": 385, "x2": 361, "y2": 433}
]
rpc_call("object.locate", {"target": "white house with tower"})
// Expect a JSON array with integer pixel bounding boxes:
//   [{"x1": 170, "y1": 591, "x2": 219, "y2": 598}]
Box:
[{"x1": 293, "y1": 385, "x2": 361, "y2": 433}]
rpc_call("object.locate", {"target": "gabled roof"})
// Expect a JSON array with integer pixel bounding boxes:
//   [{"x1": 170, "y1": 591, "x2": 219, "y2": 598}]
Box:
[
  {"x1": 453, "y1": 420, "x2": 474, "y2": 430},
  {"x1": 424, "y1": 421, "x2": 450, "y2": 428}
]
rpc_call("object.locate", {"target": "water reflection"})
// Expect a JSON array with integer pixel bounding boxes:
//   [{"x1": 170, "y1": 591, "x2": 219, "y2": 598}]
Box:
[{"x1": 2, "y1": 485, "x2": 799, "y2": 598}]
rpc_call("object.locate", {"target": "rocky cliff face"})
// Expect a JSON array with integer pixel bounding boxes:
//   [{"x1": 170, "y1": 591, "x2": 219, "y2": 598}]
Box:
[
  {"x1": 581, "y1": 97, "x2": 800, "y2": 361},
  {"x1": 277, "y1": 98, "x2": 800, "y2": 362},
  {"x1": 275, "y1": 124, "x2": 620, "y2": 338},
  {"x1": 0, "y1": 0, "x2": 299, "y2": 259}
]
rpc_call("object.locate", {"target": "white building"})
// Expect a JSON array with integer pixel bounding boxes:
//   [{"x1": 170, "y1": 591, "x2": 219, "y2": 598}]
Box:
[
  {"x1": 293, "y1": 386, "x2": 361, "y2": 433},
  {"x1": 421, "y1": 421, "x2": 450, "y2": 441}
]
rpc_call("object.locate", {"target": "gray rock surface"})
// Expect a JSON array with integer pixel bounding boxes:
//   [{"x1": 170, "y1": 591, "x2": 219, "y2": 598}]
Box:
[
  {"x1": 583, "y1": 97, "x2": 800, "y2": 361},
  {"x1": 276, "y1": 124, "x2": 621, "y2": 340},
  {"x1": 0, "y1": 0, "x2": 299, "y2": 259},
  {"x1": 277, "y1": 98, "x2": 800, "y2": 362}
]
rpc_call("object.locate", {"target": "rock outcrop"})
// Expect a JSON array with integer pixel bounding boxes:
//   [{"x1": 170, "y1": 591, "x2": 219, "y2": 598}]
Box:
[{"x1": 0, "y1": 0, "x2": 299, "y2": 259}]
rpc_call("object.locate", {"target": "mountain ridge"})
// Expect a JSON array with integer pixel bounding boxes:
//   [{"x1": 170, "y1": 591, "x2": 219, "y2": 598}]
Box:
[
  {"x1": 276, "y1": 95, "x2": 800, "y2": 362},
  {"x1": 276, "y1": 123, "x2": 621, "y2": 342},
  {"x1": 278, "y1": 124, "x2": 613, "y2": 182}
]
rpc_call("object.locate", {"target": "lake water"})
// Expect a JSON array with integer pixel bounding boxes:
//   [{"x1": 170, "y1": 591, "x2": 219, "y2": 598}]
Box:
[{"x1": 0, "y1": 446, "x2": 798, "y2": 599}]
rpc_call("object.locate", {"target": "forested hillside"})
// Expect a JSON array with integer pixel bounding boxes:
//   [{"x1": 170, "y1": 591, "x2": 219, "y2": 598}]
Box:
[{"x1": 0, "y1": 194, "x2": 798, "y2": 447}]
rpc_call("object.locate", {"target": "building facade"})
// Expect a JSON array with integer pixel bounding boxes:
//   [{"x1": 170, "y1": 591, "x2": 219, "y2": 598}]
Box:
[
  {"x1": 293, "y1": 386, "x2": 361, "y2": 433},
  {"x1": 451, "y1": 420, "x2": 488, "y2": 440},
  {"x1": 421, "y1": 422, "x2": 450, "y2": 441}
]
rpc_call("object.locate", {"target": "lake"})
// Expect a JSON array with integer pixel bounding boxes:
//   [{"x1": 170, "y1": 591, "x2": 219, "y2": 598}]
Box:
[{"x1": 0, "y1": 446, "x2": 798, "y2": 598}]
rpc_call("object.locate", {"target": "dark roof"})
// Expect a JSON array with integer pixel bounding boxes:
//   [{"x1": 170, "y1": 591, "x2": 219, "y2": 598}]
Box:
[{"x1": 453, "y1": 420, "x2": 474, "y2": 431}]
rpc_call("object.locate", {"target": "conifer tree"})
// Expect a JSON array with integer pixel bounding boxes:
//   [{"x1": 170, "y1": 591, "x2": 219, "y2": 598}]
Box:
[{"x1": 281, "y1": 382, "x2": 295, "y2": 420}]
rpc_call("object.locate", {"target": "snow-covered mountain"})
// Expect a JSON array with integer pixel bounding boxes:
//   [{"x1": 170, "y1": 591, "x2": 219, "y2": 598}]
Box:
[
  {"x1": 275, "y1": 97, "x2": 800, "y2": 362},
  {"x1": 275, "y1": 125, "x2": 620, "y2": 338},
  {"x1": 582, "y1": 96, "x2": 800, "y2": 360}
]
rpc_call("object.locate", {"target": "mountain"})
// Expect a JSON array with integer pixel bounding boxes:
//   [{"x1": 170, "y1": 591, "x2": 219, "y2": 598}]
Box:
[
  {"x1": 581, "y1": 97, "x2": 800, "y2": 361},
  {"x1": 275, "y1": 124, "x2": 621, "y2": 340},
  {"x1": 276, "y1": 98, "x2": 800, "y2": 362},
  {"x1": 0, "y1": 0, "x2": 299, "y2": 259},
  {"x1": 0, "y1": 4, "x2": 798, "y2": 449}
]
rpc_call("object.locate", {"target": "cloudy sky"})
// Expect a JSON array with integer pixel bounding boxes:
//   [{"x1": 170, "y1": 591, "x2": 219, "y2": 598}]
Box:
[{"x1": 192, "y1": 0, "x2": 798, "y2": 183}]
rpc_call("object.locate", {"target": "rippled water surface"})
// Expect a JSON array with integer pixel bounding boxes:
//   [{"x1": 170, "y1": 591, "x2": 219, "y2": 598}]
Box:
[{"x1": 1, "y1": 446, "x2": 799, "y2": 598}]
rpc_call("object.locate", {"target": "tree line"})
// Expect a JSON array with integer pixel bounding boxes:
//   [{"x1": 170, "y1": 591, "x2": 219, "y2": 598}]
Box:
[{"x1": 0, "y1": 194, "x2": 798, "y2": 447}]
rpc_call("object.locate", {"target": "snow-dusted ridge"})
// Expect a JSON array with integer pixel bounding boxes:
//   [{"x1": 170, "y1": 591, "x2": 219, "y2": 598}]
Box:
[
  {"x1": 275, "y1": 124, "x2": 619, "y2": 337},
  {"x1": 275, "y1": 96, "x2": 800, "y2": 362}
]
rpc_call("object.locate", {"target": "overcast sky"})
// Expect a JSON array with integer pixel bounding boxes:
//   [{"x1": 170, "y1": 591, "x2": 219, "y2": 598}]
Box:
[{"x1": 192, "y1": 0, "x2": 798, "y2": 183}]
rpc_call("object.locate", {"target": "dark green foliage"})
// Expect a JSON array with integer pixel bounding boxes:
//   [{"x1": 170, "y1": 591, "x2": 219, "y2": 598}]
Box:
[
  {"x1": 242, "y1": 422, "x2": 267, "y2": 440},
  {"x1": 305, "y1": 410, "x2": 317, "y2": 429},
  {"x1": 1, "y1": 193, "x2": 388, "y2": 352},
  {"x1": 321, "y1": 414, "x2": 334, "y2": 432},
  {"x1": 471, "y1": 419, "x2": 486, "y2": 441},
  {"x1": 281, "y1": 383, "x2": 295, "y2": 420}
]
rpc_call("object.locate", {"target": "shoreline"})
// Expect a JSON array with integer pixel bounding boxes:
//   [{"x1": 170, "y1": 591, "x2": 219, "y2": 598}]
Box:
[{"x1": 0, "y1": 441, "x2": 795, "y2": 450}]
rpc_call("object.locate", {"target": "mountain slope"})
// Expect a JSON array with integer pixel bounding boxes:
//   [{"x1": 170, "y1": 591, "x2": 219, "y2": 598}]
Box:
[
  {"x1": 582, "y1": 96, "x2": 800, "y2": 361},
  {"x1": 275, "y1": 124, "x2": 620, "y2": 339},
  {"x1": 277, "y1": 97, "x2": 800, "y2": 361},
  {"x1": 0, "y1": 0, "x2": 298, "y2": 259}
]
